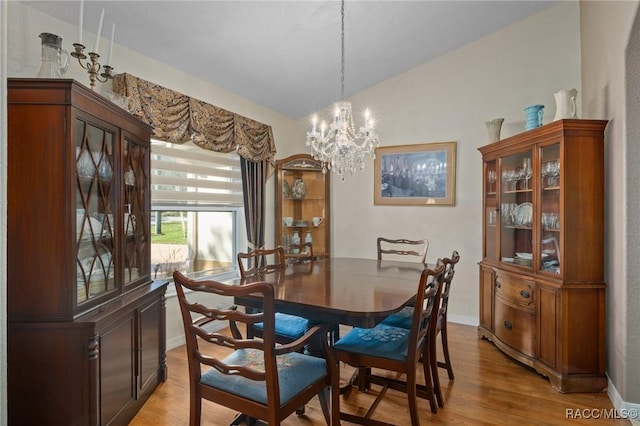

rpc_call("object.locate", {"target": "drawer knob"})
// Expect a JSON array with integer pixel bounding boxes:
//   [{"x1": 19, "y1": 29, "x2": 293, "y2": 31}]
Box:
[
  {"x1": 503, "y1": 320, "x2": 513, "y2": 331},
  {"x1": 520, "y1": 290, "x2": 530, "y2": 299},
  {"x1": 495, "y1": 281, "x2": 501, "y2": 289}
]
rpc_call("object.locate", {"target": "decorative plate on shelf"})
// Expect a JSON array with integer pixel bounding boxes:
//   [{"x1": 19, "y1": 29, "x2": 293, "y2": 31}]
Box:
[{"x1": 514, "y1": 202, "x2": 533, "y2": 226}]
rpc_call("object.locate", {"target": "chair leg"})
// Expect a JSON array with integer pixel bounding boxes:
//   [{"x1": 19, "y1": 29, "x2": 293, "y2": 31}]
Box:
[
  {"x1": 440, "y1": 322, "x2": 455, "y2": 380},
  {"x1": 190, "y1": 387, "x2": 201, "y2": 426},
  {"x1": 421, "y1": 346, "x2": 438, "y2": 414},
  {"x1": 430, "y1": 335, "x2": 444, "y2": 408},
  {"x1": 406, "y1": 367, "x2": 421, "y2": 426},
  {"x1": 331, "y1": 359, "x2": 342, "y2": 425},
  {"x1": 317, "y1": 387, "x2": 331, "y2": 425}
]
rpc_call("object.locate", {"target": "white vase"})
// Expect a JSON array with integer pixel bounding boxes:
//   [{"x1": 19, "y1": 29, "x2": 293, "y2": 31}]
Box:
[
  {"x1": 304, "y1": 231, "x2": 313, "y2": 244},
  {"x1": 485, "y1": 118, "x2": 504, "y2": 143}
]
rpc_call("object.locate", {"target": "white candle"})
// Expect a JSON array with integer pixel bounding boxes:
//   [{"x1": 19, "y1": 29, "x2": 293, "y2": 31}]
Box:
[
  {"x1": 107, "y1": 23, "x2": 115, "y2": 64},
  {"x1": 321, "y1": 121, "x2": 326, "y2": 139},
  {"x1": 312, "y1": 115, "x2": 317, "y2": 135},
  {"x1": 93, "y1": 8, "x2": 105, "y2": 53},
  {"x1": 78, "y1": 0, "x2": 84, "y2": 44}
]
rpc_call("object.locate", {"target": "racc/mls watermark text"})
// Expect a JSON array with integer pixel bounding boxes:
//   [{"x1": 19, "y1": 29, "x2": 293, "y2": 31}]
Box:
[{"x1": 566, "y1": 408, "x2": 639, "y2": 420}]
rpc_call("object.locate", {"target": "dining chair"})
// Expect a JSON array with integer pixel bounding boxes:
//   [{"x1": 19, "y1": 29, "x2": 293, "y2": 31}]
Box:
[
  {"x1": 381, "y1": 251, "x2": 460, "y2": 385},
  {"x1": 329, "y1": 261, "x2": 446, "y2": 425},
  {"x1": 237, "y1": 247, "x2": 311, "y2": 344},
  {"x1": 173, "y1": 271, "x2": 335, "y2": 426},
  {"x1": 376, "y1": 237, "x2": 429, "y2": 263}
]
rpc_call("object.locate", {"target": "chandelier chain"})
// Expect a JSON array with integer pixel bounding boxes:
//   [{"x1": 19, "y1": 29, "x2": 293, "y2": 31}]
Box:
[{"x1": 341, "y1": 0, "x2": 345, "y2": 101}]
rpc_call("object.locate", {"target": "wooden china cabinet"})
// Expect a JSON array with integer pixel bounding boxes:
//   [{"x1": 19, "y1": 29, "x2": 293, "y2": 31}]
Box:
[
  {"x1": 275, "y1": 154, "x2": 330, "y2": 260},
  {"x1": 7, "y1": 79, "x2": 168, "y2": 425},
  {"x1": 478, "y1": 119, "x2": 607, "y2": 393}
]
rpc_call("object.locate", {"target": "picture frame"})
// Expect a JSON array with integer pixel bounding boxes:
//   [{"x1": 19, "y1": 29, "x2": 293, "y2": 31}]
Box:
[{"x1": 374, "y1": 141, "x2": 456, "y2": 206}]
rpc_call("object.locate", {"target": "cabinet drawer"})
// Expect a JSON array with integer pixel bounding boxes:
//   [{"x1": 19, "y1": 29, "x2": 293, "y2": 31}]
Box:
[
  {"x1": 494, "y1": 298, "x2": 536, "y2": 357},
  {"x1": 495, "y1": 275, "x2": 535, "y2": 308}
]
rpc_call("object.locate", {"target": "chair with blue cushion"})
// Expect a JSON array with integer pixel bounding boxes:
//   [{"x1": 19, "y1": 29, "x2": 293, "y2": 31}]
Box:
[
  {"x1": 237, "y1": 247, "x2": 311, "y2": 344},
  {"x1": 330, "y1": 261, "x2": 445, "y2": 425},
  {"x1": 173, "y1": 271, "x2": 336, "y2": 426},
  {"x1": 382, "y1": 251, "x2": 460, "y2": 386}
]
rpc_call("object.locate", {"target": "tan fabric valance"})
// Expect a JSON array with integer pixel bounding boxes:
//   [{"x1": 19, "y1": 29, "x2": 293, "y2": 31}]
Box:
[{"x1": 112, "y1": 73, "x2": 276, "y2": 162}]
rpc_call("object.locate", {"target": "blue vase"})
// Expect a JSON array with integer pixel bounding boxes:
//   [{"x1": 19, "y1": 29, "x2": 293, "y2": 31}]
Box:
[{"x1": 524, "y1": 104, "x2": 544, "y2": 130}]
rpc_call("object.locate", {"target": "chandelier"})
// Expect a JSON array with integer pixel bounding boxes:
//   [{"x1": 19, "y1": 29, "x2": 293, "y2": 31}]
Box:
[{"x1": 306, "y1": 0, "x2": 379, "y2": 181}]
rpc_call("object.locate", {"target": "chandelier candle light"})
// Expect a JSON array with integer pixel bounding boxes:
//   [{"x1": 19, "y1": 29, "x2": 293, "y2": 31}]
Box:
[
  {"x1": 306, "y1": 0, "x2": 379, "y2": 181},
  {"x1": 71, "y1": 1, "x2": 115, "y2": 90}
]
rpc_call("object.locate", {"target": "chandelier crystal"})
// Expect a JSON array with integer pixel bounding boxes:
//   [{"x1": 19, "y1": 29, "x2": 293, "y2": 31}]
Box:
[{"x1": 306, "y1": 0, "x2": 379, "y2": 181}]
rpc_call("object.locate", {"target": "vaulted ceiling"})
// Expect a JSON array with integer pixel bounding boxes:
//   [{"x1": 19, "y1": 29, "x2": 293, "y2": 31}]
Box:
[{"x1": 24, "y1": 1, "x2": 558, "y2": 119}]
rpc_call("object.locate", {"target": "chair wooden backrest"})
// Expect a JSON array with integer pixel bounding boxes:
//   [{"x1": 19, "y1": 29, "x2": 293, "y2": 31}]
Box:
[
  {"x1": 173, "y1": 271, "x2": 333, "y2": 425},
  {"x1": 238, "y1": 246, "x2": 286, "y2": 278},
  {"x1": 409, "y1": 260, "x2": 445, "y2": 362},
  {"x1": 438, "y1": 250, "x2": 460, "y2": 329},
  {"x1": 377, "y1": 237, "x2": 429, "y2": 263}
]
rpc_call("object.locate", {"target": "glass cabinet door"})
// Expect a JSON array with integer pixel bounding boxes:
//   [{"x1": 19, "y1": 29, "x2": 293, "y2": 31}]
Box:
[
  {"x1": 276, "y1": 154, "x2": 329, "y2": 260},
  {"x1": 484, "y1": 160, "x2": 498, "y2": 260},
  {"x1": 75, "y1": 118, "x2": 116, "y2": 303},
  {"x1": 500, "y1": 149, "x2": 534, "y2": 269},
  {"x1": 539, "y1": 143, "x2": 561, "y2": 275},
  {"x1": 123, "y1": 137, "x2": 149, "y2": 286}
]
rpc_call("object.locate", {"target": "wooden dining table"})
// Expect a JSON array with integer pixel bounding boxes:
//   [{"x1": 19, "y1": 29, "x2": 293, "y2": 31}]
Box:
[{"x1": 227, "y1": 257, "x2": 428, "y2": 328}]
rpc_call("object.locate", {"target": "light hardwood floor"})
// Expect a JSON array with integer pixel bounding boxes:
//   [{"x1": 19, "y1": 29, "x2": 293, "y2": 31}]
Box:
[{"x1": 130, "y1": 323, "x2": 629, "y2": 425}]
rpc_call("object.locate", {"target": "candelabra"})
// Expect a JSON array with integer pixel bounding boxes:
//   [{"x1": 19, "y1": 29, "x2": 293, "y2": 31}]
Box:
[{"x1": 71, "y1": 43, "x2": 113, "y2": 90}]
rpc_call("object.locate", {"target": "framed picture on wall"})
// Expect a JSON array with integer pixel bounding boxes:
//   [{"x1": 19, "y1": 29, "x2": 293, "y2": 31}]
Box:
[{"x1": 374, "y1": 141, "x2": 457, "y2": 206}]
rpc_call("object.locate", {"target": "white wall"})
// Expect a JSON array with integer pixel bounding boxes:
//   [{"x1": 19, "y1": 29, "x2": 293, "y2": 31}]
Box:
[
  {"x1": 580, "y1": 0, "x2": 640, "y2": 406},
  {"x1": 293, "y1": 2, "x2": 582, "y2": 326}
]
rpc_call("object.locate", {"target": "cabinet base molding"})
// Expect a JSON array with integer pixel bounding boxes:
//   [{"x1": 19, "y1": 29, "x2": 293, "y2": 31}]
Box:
[{"x1": 478, "y1": 326, "x2": 607, "y2": 393}]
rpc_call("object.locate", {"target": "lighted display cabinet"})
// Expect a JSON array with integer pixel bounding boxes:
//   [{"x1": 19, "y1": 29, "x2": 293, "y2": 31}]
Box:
[
  {"x1": 478, "y1": 119, "x2": 608, "y2": 393},
  {"x1": 7, "y1": 79, "x2": 167, "y2": 424},
  {"x1": 275, "y1": 154, "x2": 330, "y2": 260}
]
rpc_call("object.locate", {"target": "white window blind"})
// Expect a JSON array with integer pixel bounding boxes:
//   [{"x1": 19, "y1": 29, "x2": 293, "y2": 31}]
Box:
[{"x1": 151, "y1": 140, "x2": 243, "y2": 208}]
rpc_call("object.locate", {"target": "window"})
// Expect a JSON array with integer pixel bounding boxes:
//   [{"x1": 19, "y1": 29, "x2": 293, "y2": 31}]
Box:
[{"x1": 150, "y1": 140, "x2": 245, "y2": 282}]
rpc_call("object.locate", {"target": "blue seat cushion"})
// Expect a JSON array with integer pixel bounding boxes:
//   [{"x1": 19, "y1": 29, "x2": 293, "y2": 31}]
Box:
[
  {"x1": 253, "y1": 312, "x2": 310, "y2": 339},
  {"x1": 333, "y1": 323, "x2": 410, "y2": 362},
  {"x1": 200, "y1": 348, "x2": 327, "y2": 405},
  {"x1": 380, "y1": 306, "x2": 414, "y2": 329}
]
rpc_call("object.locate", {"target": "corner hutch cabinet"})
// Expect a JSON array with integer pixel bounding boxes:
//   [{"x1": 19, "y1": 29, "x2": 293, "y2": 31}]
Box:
[
  {"x1": 478, "y1": 119, "x2": 607, "y2": 393},
  {"x1": 275, "y1": 154, "x2": 330, "y2": 260},
  {"x1": 7, "y1": 79, "x2": 168, "y2": 425}
]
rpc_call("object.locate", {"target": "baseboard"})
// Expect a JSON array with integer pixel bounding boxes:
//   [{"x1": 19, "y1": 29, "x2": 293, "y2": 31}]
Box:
[
  {"x1": 607, "y1": 376, "x2": 640, "y2": 424},
  {"x1": 448, "y1": 314, "x2": 478, "y2": 327}
]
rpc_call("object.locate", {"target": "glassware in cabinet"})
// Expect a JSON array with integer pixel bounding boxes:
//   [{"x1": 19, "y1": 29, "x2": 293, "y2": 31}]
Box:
[
  {"x1": 75, "y1": 118, "x2": 116, "y2": 303},
  {"x1": 539, "y1": 143, "x2": 561, "y2": 275},
  {"x1": 499, "y1": 150, "x2": 534, "y2": 268},
  {"x1": 484, "y1": 160, "x2": 498, "y2": 260},
  {"x1": 123, "y1": 137, "x2": 150, "y2": 286}
]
